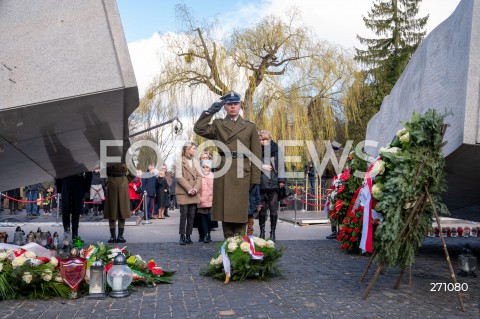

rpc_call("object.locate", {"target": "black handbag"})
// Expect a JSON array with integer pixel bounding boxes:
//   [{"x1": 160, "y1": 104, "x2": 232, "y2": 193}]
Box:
[{"x1": 278, "y1": 185, "x2": 293, "y2": 200}]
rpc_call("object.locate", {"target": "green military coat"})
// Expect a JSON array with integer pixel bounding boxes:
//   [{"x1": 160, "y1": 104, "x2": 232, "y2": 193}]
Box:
[
  {"x1": 104, "y1": 163, "x2": 131, "y2": 221},
  {"x1": 193, "y1": 112, "x2": 261, "y2": 223}
]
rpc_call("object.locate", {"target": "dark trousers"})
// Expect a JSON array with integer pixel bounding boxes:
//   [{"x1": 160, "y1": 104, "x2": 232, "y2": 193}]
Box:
[
  {"x1": 222, "y1": 222, "x2": 246, "y2": 238},
  {"x1": 201, "y1": 212, "x2": 212, "y2": 235},
  {"x1": 145, "y1": 196, "x2": 155, "y2": 218},
  {"x1": 63, "y1": 210, "x2": 80, "y2": 236},
  {"x1": 9, "y1": 199, "x2": 19, "y2": 212},
  {"x1": 259, "y1": 190, "x2": 279, "y2": 220},
  {"x1": 43, "y1": 203, "x2": 51, "y2": 213},
  {"x1": 179, "y1": 204, "x2": 196, "y2": 235},
  {"x1": 169, "y1": 195, "x2": 177, "y2": 208},
  {"x1": 130, "y1": 199, "x2": 140, "y2": 212},
  {"x1": 26, "y1": 191, "x2": 39, "y2": 214}
]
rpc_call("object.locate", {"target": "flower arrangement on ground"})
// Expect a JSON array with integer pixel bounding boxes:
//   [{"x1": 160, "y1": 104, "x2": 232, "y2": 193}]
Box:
[
  {"x1": 372, "y1": 110, "x2": 449, "y2": 268},
  {"x1": 0, "y1": 241, "x2": 175, "y2": 300},
  {"x1": 201, "y1": 235, "x2": 283, "y2": 282},
  {"x1": 0, "y1": 247, "x2": 69, "y2": 300},
  {"x1": 82, "y1": 242, "x2": 175, "y2": 287},
  {"x1": 324, "y1": 152, "x2": 367, "y2": 252}
]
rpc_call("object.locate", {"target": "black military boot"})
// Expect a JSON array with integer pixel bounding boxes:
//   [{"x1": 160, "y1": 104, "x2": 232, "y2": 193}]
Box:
[
  {"x1": 117, "y1": 228, "x2": 126, "y2": 243},
  {"x1": 180, "y1": 234, "x2": 186, "y2": 245},
  {"x1": 108, "y1": 228, "x2": 116, "y2": 243},
  {"x1": 186, "y1": 235, "x2": 193, "y2": 244},
  {"x1": 259, "y1": 213, "x2": 266, "y2": 239},
  {"x1": 270, "y1": 215, "x2": 278, "y2": 242}
]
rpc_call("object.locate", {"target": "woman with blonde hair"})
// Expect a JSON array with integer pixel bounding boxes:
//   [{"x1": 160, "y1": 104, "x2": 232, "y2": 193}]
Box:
[
  {"x1": 258, "y1": 129, "x2": 285, "y2": 241},
  {"x1": 155, "y1": 170, "x2": 170, "y2": 219},
  {"x1": 175, "y1": 142, "x2": 202, "y2": 245}
]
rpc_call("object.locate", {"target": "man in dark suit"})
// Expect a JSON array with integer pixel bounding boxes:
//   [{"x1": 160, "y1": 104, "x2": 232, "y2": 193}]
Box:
[
  {"x1": 194, "y1": 91, "x2": 262, "y2": 238},
  {"x1": 141, "y1": 164, "x2": 157, "y2": 219}
]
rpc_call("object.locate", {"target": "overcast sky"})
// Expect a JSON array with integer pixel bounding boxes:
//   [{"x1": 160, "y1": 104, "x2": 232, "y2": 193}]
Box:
[{"x1": 117, "y1": 0, "x2": 462, "y2": 98}]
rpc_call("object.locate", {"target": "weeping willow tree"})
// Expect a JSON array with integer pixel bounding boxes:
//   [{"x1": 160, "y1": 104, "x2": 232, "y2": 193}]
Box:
[
  {"x1": 148, "y1": 5, "x2": 313, "y2": 120},
  {"x1": 254, "y1": 41, "x2": 360, "y2": 157},
  {"x1": 144, "y1": 4, "x2": 363, "y2": 161}
]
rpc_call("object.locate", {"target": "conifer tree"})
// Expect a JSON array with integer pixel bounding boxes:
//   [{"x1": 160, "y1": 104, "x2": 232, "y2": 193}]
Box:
[
  {"x1": 349, "y1": 0, "x2": 428, "y2": 142},
  {"x1": 355, "y1": 0, "x2": 428, "y2": 89}
]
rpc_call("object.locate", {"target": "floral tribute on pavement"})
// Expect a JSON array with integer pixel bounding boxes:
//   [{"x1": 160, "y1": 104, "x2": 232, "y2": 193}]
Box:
[
  {"x1": 201, "y1": 235, "x2": 283, "y2": 283},
  {"x1": 366, "y1": 110, "x2": 449, "y2": 268},
  {"x1": 81, "y1": 242, "x2": 175, "y2": 286},
  {"x1": 324, "y1": 152, "x2": 368, "y2": 252},
  {"x1": 0, "y1": 241, "x2": 174, "y2": 300}
]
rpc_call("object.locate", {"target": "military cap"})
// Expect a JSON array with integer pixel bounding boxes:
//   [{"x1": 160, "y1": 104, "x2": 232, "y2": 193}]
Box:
[{"x1": 220, "y1": 90, "x2": 241, "y2": 104}]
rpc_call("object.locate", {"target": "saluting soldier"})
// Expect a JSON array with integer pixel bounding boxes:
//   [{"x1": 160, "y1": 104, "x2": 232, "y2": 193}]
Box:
[{"x1": 194, "y1": 91, "x2": 262, "y2": 238}]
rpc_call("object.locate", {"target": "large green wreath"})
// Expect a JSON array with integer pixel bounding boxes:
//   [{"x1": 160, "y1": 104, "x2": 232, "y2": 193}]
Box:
[{"x1": 372, "y1": 109, "x2": 449, "y2": 268}]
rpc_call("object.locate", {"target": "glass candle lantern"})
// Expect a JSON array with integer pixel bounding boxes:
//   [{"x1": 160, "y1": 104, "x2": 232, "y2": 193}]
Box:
[
  {"x1": 53, "y1": 232, "x2": 60, "y2": 250},
  {"x1": 40, "y1": 232, "x2": 49, "y2": 246},
  {"x1": 471, "y1": 227, "x2": 478, "y2": 237},
  {"x1": 26, "y1": 232, "x2": 35, "y2": 243},
  {"x1": 13, "y1": 231, "x2": 24, "y2": 245},
  {"x1": 458, "y1": 245, "x2": 477, "y2": 278},
  {"x1": 451, "y1": 228, "x2": 458, "y2": 238},
  {"x1": 63, "y1": 230, "x2": 71, "y2": 248},
  {"x1": 107, "y1": 253, "x2": 133, "y2": 298},
  {"x1": 88, "y1": 259, "x2": 106, "y2": 299}
]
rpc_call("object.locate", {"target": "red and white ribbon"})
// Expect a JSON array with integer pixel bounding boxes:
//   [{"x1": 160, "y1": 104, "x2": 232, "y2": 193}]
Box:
[{"x1": 243, "y1": 236, "x2": 264, "y2": 261}]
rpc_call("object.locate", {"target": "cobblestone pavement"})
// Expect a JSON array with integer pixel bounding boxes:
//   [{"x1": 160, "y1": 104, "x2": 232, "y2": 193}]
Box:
[{"x1": 1, "y1": 238, "x2": 479, "y2": 319}]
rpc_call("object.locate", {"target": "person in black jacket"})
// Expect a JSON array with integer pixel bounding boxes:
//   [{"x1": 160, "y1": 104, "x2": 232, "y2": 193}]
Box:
[
  {"x1": 6, "y1": 188, "x2": 21, "y2": 214},
  {"x1": 257, "y1": 130, "x2": 285, "y2": 241},
  {"x1": 155, "y1": 170, "x2": 170, "y2": 219},
  {"x1": 142, "y1": 164, "x2": 157, "y2": 219},
  {"x1": 56, "y1": 174, "x2": 88, "y2": 238}
]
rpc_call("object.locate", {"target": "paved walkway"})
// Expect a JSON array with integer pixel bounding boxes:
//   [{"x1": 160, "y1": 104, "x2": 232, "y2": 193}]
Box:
[
  {"x1": 1, "y1": 239, "x2": 479, "y2": 318},
  {"x1": 1, "y1": 208, "x2": 479, "y2": 318}
]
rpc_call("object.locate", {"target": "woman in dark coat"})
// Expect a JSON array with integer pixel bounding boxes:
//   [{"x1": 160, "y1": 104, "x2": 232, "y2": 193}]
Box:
[
  {"x1": 56, "y1": 174, "x2": 88, "y2": 238},
  {"x1": 155, "y1": 171, "x2": 170, "y2": 219},
  {"x1": 258, "y1": 130, "x2": 286, "y2": 241},
  {"x1": 6, "y1": 188, "x2": 21, "y2": 214},
  {"x1": 104, "y1": 163, "x2": 130, "y2": 243}
]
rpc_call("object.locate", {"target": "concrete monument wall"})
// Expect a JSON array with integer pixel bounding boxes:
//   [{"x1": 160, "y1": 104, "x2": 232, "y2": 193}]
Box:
[
  {"x1": 365, "y1": 0, "x2": 480, "y2": 219},
  {"x1": 0, "y1": 0, "x2": 138, "y2": 191}
]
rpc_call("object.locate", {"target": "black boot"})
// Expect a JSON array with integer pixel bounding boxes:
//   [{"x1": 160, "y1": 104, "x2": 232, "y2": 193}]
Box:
[
  {"x1": 270, "y1": 215, "x2": 278, "y2": 242},
  {"x1": 259, "y1": 213, "x2": 266, "y2": 239},
  {"x1": 326, "y1": 224, "x2": 338, "y2": 239},
  {"x1": 117, "y1": 228, "x2": 126, "y2": 243},
  {"x1": 180, "y1": 234, "x2": 186, "y2": 245},
  {"x1": 186, "y1": 235, "x2": 193, "y2": 244},
  {"x1": 204, "y1": 233, "x2": 211, "y2": 243},
  {"x1": 108, "y1": 228, "x2": 116, "y2": 243},
  {"x1": 164, "y1": 211, "x2": 170, "y2": 217}
]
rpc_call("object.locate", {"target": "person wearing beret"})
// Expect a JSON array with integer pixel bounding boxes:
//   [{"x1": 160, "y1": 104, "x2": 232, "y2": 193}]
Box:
[{"x1": 193, "y1": 90, "x2": 262, "y2": 238}]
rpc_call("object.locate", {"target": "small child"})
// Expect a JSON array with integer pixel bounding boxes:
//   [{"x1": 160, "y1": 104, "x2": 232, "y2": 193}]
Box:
[
  {"x1": 42, "y1": 186, "x2": 54, "y2": 215},
  {"x1": 247, "y1": 184, "x2": 262, "y2": 236}
]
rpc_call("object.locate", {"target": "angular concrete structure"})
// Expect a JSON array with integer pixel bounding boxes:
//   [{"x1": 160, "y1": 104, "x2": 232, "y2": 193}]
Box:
[
  {"x1": 0, "y1": 0, "x2": 138, "y2": 191},
  {"x1": 365, "y1": 0, "x2": 480, "y2": 220}
]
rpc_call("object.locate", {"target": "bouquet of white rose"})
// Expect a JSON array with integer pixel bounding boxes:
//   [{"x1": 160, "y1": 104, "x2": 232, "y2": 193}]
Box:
[{"x1": 201, "y1": 235, "x2": 283, "y2": 282}]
